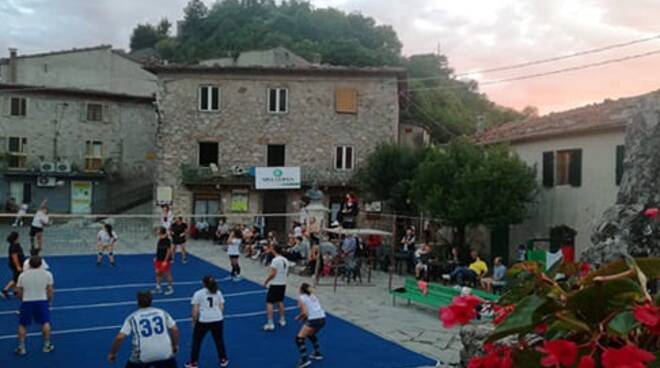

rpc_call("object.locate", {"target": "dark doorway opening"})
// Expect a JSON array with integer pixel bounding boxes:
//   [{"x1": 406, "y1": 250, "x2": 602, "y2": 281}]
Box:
[{"x1": 263, "y1": 191, "x2": 287, "y2": 238}]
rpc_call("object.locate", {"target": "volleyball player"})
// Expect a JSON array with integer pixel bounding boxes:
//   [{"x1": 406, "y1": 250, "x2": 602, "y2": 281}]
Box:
[
  {"x1": 227, "y1": 228, "x2": 242, "y2": 281},
  {"x1": 108, "y1": 291, "x2": 179, "y2": 368},
  {"x1": 185, "y1": 275, "x2": 229, "y2": 368},
  {"x1": 170, "y1": 217, "x2": 188, "y2": 264},
  {"x1": 1, "y1": 232, "x2": 24, "y2": 299},
  {"x1": 263, "y1": 245, "x2": 288, "y2": 331},
  {"x1": 97, "y1": 223, "x2": 118, "y2": 267},
  {"x1": 154, "y1": 227, "x2": 174, "y2": 295},
  {"x1": 294, "y1": 283, "x2": 326, "y2": 368},
  {"x1": 30, "y1": 202, "x2": 49, "y2": 251},
  {"x1": 160, "y1": 205, "x2": 173, "y2": 234}
]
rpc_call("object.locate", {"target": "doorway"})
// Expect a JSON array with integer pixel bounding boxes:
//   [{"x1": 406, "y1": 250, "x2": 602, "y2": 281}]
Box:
[
  {"x1": 491, "y1": 226, "x2": 510, "y2": 264},
  {"x1": 263, "y1": 191, "x2": 287, "y2": 238}
]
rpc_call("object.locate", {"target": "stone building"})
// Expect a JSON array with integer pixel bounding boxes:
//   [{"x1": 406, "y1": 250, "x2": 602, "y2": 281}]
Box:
[
  {"x1": 148, "y1": 49, "x2": 405, "y2": 235},
  {"x1": 473, "y1": 90, "x2": 660, "y2": 260},
  {"x1": 0, "y1": 46, "x2": 158, "y2": 214}
]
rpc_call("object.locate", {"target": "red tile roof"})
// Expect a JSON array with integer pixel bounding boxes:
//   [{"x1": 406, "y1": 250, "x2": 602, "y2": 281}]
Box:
[{"x1": 473, "y1": 89, "x2": 660, "y2": 144}]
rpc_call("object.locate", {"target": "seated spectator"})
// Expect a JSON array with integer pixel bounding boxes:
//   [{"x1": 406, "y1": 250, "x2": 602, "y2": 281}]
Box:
[
  {"x1": 481, "y1": 257, "x2": 507, "y2": 292},
  {"x1": 215, "y1": 218, "x2": 230, "y2": 245},
  {"x1": 415, "y1": 243, "x2": 433, "y2": 280},
  {"x1": 340, "y1": 235, "x2": 358, "y2": 259},
  {"x1": 517, "y1": 244, "x2": 527, "y2": 262},
  {"x1": 195, "y1": 218, "x2": 210, "y2": 238},
  {"x1": 450, "y1": 250, "x2": 488, "y2": 286}
]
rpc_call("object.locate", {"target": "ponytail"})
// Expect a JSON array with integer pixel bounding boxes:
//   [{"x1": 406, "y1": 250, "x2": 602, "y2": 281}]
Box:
[
  {"x1": 203, "y1": 275, "x2": 218, "y2": 294},
  {"x1": 300, "y1": 282, "x2": 313, "y2": 295}
]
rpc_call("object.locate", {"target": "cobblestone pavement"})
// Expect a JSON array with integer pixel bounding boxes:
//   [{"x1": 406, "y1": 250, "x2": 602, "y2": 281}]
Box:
[{"x1": 4, "y1": 222, "x2": 463, "y2": 367}]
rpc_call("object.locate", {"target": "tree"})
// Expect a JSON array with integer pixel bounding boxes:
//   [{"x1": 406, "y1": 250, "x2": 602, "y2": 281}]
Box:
[
  {"x1": 410, "y1": 138, "x2": 537, "y2": 250},
  {"x1": 130, "y1": 24, "x2": 160, "y2": 51},
  {"x1": 356, "y1": 143, "x2": 427, "y2": 214}
]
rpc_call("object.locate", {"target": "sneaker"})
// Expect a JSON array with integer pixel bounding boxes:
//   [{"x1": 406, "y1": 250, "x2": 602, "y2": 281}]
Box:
[
  {"x1": 309, "y1": 352, "x2": 324, "y2": 361},
  {"x1": 111, "y1": 262, "x2": 116, "y2": 267},
  {"x1": 279, "y1": 319, "x2": 287, "y2": 328},
  {"x1": 220, "y1": 358, "x2": 229, "y2": 367},
  {"x1": 96, "y1": 261, "x2": 101, "y2": 267},
  {"x1": 152, "y1": 287, "x2": 163, "y2": 294},
  {"x1": 297, "y1": 358, "x2": 311, "y2": 368},
  {"x1": 184, "y1": 362, "x2": 198, "y2": 368},
  {"x1": 1, "y1": 289, "x2": 9, "y2": 299},
  {"x1": 263, "y1": 323, "x2": 275, "y2": 331},
  {"x1": 232, "y1": 276, "x2": 242, "y2": 282},
  {"x1": 164, "y1": 287, "x2": 174, "y2": 296},
  {"x1": 14, "y1": 346, "x2": 26, "y2": 356},
  {"x1": 182, "y1": 258, "x2": 188, "y2": 264},
  {"x1": 43, "y1": 344, "x2": 55, "y2": 353}
]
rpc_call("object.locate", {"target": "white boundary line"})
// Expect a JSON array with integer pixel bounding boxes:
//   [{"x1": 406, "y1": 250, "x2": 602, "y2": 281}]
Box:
[
  {"x1": 0, "y1": 290, "x2": 266, "y2": 316},
  {"x1": 56, "y1": 277, "x2": 234, "y2": 293},
  {"x1": 0, "y1": 306, "x2": 298, "y2": 341}
]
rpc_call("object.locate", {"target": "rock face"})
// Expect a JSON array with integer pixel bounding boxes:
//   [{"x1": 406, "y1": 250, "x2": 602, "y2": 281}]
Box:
[{"x1": 584, "y1": 106, "x2": 660, "y2": 265}]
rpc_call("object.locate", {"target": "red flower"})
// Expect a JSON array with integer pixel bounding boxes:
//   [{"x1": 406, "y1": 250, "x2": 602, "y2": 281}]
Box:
[
  {"x1": 579, "y1": 262, "x2": 591, "y2": 277},
  {"x1": 633, "y1": 303, "x2": 660, "y2": 335},
  {"x1": 534, "y1": 323, "x2": 548, "y2": 334},
  {"x1": 577, "y1": 356, "x2": 595, "y2": 368},
  {"x1": 439, "y1": 295, "x2": 483, "y2": 328},
  {"x1": 601, "y1": 345, "x2": 655, "y2": 368},
  {"x1": 493, "y1": 305, "x2": 515, "y2": 325},
  {"x1": 644, "y1": 208, "x2": 659, "y2": 219},
  {"x1": 468, "y1": 345, "x2": 513, "y2": 368},
  {"x1": 536, "y1": 339, "x2": 577, "y2": 367}
]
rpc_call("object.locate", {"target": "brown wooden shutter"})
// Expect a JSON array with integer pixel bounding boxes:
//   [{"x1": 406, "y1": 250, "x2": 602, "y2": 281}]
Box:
[
  {"x1": 542, "y1": 151, "x2": 554, "y2": 187},
  {"x1": 568, "y1": 149, "x2": 582, "y2": 187},
  {"x1": 336, "y1": 88, "x2": 357, "y2": 114}
]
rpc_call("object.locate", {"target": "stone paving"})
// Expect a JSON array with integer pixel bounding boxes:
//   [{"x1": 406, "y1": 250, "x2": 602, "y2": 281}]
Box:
[{"x1": 3, "y1": 222, "x2": 463, "y2": 367}]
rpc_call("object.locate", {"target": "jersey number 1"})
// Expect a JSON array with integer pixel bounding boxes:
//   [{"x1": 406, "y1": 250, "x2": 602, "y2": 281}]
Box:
[{"x1": 207, "y1": 297, "x2": 213, "y2": 308}]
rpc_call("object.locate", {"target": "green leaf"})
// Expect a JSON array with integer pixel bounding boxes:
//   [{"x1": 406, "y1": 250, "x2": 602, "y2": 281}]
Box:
[
  {"x1": 608, "y1": 311, "x2": 638, "y2": 336},
  {"x1": 568, "y1": 279, "x2": 644, "y2": 324},
  {"x1": 583, "y1": 258, "x2": 660, "y2": 284},
  {"x1": 486, "y1": 294, "x2": 546, "y2": 343}
]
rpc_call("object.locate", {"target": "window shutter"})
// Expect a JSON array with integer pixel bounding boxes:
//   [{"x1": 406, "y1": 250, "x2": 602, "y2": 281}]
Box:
[
  {"x1": 616, "y1": 145, "x2": 625, "y2": 185},
  {"x1": 568, "y1": 149, "x2": 582, "y2": 187},
  {"x1": 211, "y1": 87, "x2": 219, "y2": 111},
  {"x1": 200, "y1": 86, "x2": 208, "y2": 110},
  {"x1": 102, "y1": 104, "x2": 111, "y2": 123},
  {"x1": 542, "y1": 151, "x2": 554, "y2": 187},
  {"x1": 0, "y1": 96, "x2": 8, "y2": 116},
  {"x1": 336, "y1": 88, "x2": 357, "y2": 114},
  {"x1": 279, "y1": 89, "x2": 287, "y2": 112},
  {"x1": 269, "y1": 89, "x2": 277, "y2": 112}
]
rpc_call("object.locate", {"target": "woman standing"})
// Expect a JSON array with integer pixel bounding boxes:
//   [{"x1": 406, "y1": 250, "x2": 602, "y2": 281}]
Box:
[
  {"x1": 1, "y1": 232, "x2": 25, "y2": 299},
  {"x1": 227, "y1": 228, "x2": 242, "y2": 281},
  {"x1": 96, "y1": 223, "x2": 118, "y2": 267},
  {"x1": 185, "y1": 275, "x2": 229, "y2": 368},
  {"x1": 294, "y1": 283, "x2": 326, "y2": 368},
  {"x1": 30, "y1": 202, "x2": 49, "y2": 251}
]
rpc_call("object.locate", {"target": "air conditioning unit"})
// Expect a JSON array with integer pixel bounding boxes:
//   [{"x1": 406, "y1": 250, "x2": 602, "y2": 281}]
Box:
[
  {"x1": 232, "y1": 165, "x2": 246, "y2": 176},
  {"x1": 40, "y1": 162, "x2": 56, "y2": 173},
  {"x1": 37, "y1": 176, "x2": 57, "y2": 187},
  {"x1": 56, "y1": 161, "x2": 72, "y2": 173}
]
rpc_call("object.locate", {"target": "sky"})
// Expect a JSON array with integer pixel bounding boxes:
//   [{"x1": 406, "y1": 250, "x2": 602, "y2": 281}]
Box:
[{"x1": 2, "y1": 0, "x2": 660, "y2": 114}]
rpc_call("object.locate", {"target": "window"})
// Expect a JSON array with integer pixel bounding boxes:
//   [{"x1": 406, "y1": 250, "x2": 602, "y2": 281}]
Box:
[
  {"x1": 7, "y1": 137, "x2": 27, "y2": 169},
  {"x1": 542, "y1": 149, "x2": 582, "y2": 187},
  {"x1": 85, "y1": 140, "x2": 103, "y2": 171},
  {"x1": 10, "y1": 97, "x2": 27, "y2": 116},
  {"x1": 267, "y1": 145, "x2": 285, "y2": 167},
  {"x1": 198, "y1": 142, "x2": 219, "y2": 167},
  {"x1": 194, "y1": 197, "x2": 221, "y2": 227},
  {"x1": 335, "y1": 146, "x2": 354, "y2": 171},
  {"x1": 87, "y1": 103, "x2": 103, "y2": 121},
  {"x1": 616, "y1": 145, "x2": 625, "y2": 185},
  {"x1": 268, "y1": 88, "x2": 288, "y2": 113},
  {"x1": 336, "y1": 88, "x2": 358, "y2": 114},
  {"x1": 9, "y1": 182, "x2": 31, "y2": 205},
  {"x1": 199, "y1": 86, "x2": 220, "y2": 111}
]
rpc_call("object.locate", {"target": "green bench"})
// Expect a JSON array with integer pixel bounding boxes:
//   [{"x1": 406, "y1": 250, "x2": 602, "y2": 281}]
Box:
[{"x1": 390, "y1": 277, "x2": 499, "y2": 308}]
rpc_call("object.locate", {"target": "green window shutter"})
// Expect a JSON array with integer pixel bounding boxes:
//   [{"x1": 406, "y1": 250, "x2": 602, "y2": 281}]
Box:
[
  {"x1": 542, "y1": 151, "x2": 554, "y2": 187},
  {"x1": 568, "y1": 149, "x2": 582, "y2": 187},
  {"x1": 616, "y1": 145, "x2": 625, "y2": 185}
]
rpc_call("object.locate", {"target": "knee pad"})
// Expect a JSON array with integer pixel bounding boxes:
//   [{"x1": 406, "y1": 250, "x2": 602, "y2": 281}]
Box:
[
  {"x1": 295, "y1": 336, "x2": 305, "y2": 346},
  {"x1": 108, "y1": 252, "x2": 114, "y2": 256},
  {"x1": 98, "y1": 252, "x2": 103, "y2": 257},
  {"x1": 308, "y1": 335, "x2": 318, "y2": 343}
]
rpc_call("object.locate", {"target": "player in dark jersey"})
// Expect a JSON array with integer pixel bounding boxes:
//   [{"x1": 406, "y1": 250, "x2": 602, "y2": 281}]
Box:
[
  {"x1": 2, "y1": 232, "x2": 25, "y2": 299},
  {"x1": 154, "y1": 227, "x2": 174, "y2": 296},
  {"x1": 170, "y1": 217, "x2": 188, "y2": 264}
]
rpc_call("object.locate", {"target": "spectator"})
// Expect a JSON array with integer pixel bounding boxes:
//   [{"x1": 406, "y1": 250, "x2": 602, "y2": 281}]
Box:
[
  {"x1": 450, "y1": 250, "x2": 488, "y2": 286},
  {"x1": 215, "y1": 218, "x2": 230, "y2": 245},
  {"x1": 415, "y1": 243, "x2": 433, "y2": 280},
  {"x1": 195, "y1": 217, "x2": 210, "y2": 237},
  {"x1": 340, "y1": 235, "x2": 358, "y2": 258},
  {"x1": 5, "y1": 197, "x2": 18, "y2": 213},
  {"x1": 399, "y1": 227, "x2": 416, "y2": 273},
  {"x1": 307, "y1": 237, "x2": 322, "y2": 276},
  {"x1": 12, "y1": 203, "x2": 28, "y2": 227},
  {"x1": 481, "y1": 257, "x2": 507, "y2": 292},
  {"x1": 338, "y1": 193, "x2": 359, "y2": 229},
  {"x1": 517, "y1": 244, "x2": 527, "y2": 262}
]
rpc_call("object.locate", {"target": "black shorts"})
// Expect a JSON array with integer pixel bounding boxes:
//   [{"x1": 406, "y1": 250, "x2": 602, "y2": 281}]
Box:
[
  {"x1": 172, "y1": 236, "x2": 186, "y2": 245},
  {"x1": 266, "y1": 285, "x2": 286, "y2": 304},
  {"x1": 125, "y1": 358, "x2": 177, "y2": 368},
  {"x1": 29, "y1": 226, "x2": 43, "y2": 237},
  {"x1": 305, "y1": 318, "x2": 326, "y2": 330},
  {"x1": 229, "y1": 255, "x2": 239, "y2": 260}
]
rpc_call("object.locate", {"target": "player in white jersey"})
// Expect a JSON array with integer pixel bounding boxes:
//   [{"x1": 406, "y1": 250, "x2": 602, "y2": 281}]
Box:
[
  {"x1": 97, "y1": 223, "x2": 118, "y2": 267},
  {"x1": 108, "y1": 291, "x2": 179, "y2": 368},
  {"x1": 30, "y1": 201, "x2": 49, "y2": 251},
  {"x1": 293, "y1": 283, "x2": 326, "y2": 368},
  {"x1": 263, "y1": 245, "x2": 289, "y2": 331},
  {"x1": 160, "y1": 205, "x2": 173, "y2": 234},
  {"x1": 227, "y1": 228, "x2": 242, "y2": 281},
  {"x1": 185, "y1": 276, "x2": 229, "y2": 368}
]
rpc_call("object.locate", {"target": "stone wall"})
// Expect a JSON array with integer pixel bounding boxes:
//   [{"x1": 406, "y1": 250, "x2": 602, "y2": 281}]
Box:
[{"x1": 154, "y1": 72, "x2": 400, "y2": 215}]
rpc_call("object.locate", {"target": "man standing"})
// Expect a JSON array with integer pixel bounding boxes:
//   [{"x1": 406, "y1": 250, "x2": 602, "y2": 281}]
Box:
[
  {"x1": 2, "y1": 231, "x2": 24, "y2": 299},
  {"x1": 170, "y1": 217, "x2": 189, "y2": 264},
  {"x1": 108, "y1": 291, "x2": 179, "y2": 368},
  {"x1": 15, "y1": 256, "x2": 54, "y2": 355},
  {"x1": 263, "y1": 245, "x2": 289, "y2": 331},
  {"x1": 154, "y1": 227, "x2": 175, "y2": 296}
]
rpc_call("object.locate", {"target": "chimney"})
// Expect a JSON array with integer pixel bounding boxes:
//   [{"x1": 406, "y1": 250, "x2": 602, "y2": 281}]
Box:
[{"x1": 8, "y1": 48, "x2": 18, "y2": 84}]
